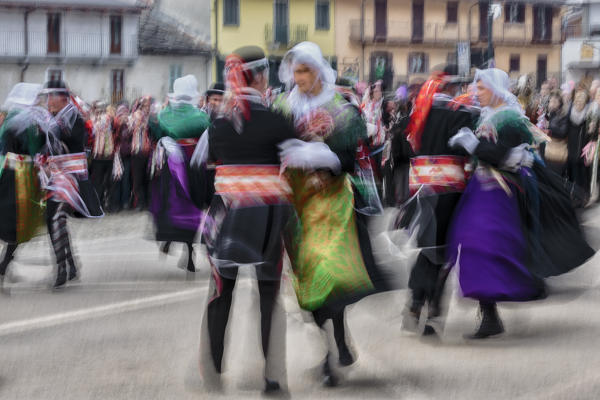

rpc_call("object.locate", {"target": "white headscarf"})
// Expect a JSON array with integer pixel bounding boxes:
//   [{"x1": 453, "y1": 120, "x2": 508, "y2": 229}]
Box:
[
  {"x1": 168, "y1": 75, "x2": 200, "y2": 107},
  {"x1": 278, "y1": 41, "x2": 337, "y2": 119},
  {"x1": 474, "y1": 68, "x2": 523, "y2": 122},
  {"x1": 2, "y1": 83, "x2": 41, "y2": 111}
]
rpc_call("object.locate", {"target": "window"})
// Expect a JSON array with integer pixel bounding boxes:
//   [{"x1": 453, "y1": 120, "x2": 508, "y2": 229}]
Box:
[
  {"x1": 47, "y1": 13, "x2": 61, "y2": 53},
  {"x1": 316, "y1": 0, "x2": 330, "y2": 30},
  {"x1": 408, "y1": 52, "x2": 428, "y2": 74},
  {"x1": 274, "y1": 0, "x2": 289, "y2": 44},
  {"x1": 447, "y1": 51, "x2": 458, "y2": 65},
  {"x1": 447, "y1": 1, "x2": 458, "y2": 24},
  {"x1": 111, "y1": 69, "x2": 124, "y2": 104},
  {"x1": 505, "y1": 3, "x2": 525, "y2": 23},
  {"x1": 110, "y1": 15, "x2": 122, "y2": 54},
  {"x1": 223, "y1": 0, "x2": 239, "y2": 26},
  {"x1": 509, "y1": 54, "x2": 520, "y2": 72},
  {"x1": 169, "y1": 64, "x2": 183, "y2": 93},
  {"x1": 46, "y1": 69, "x2": 63, "y2": 82}
]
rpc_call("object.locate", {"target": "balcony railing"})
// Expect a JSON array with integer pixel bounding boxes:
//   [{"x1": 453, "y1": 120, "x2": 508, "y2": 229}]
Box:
[
  {"x1": 0, "y1": 31, "x2": 138, "y2": 59},
  {"x1": 350, "y1": 20, "x2": 563, "y2": 45},
  {"x1": 0, "y1": 31, "x2": 25, "y2": 56},
  {"x1": 264, "y1": 24, "x2": 308, "y2": 48}
]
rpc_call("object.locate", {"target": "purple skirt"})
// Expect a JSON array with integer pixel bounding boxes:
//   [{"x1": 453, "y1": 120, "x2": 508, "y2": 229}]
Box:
[
  {"x1": 447, "y1": 171, "x2": 542, "y2": 302},
  {"x1": 150, "y1": 155, "x2": 204, "y2": 242}
]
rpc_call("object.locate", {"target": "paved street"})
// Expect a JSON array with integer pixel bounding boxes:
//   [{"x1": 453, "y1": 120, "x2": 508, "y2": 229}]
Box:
[{"x1": 1, "y1": 209, "x2": 600, "y2": 399}]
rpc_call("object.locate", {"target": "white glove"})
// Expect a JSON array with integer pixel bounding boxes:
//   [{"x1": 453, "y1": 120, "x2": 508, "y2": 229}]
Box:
[
  {"x1": 278, "y1": 139, "x2": 341, "y2": 174},
  {"x1": 448, "y1": 127, "x2": 479, "y2": 154},
  {"x1": 366, "y1": 122, "x2": 377, "y2": 138},
  {"x1": 501, "y1": 143, "x2": 534, "y2": 172}
]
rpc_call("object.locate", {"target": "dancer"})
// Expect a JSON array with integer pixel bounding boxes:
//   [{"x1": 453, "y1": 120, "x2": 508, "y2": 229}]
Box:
[
  {"x1": 38, "y1": 79, "x2": 103, "y2": 288},
  {"x1": 447, "y1": 69, "x2": 594, "y2": 339},
  {"x1": 273, "y1": 41, "x2": 387, "y2": 386},
  {"x1": 399, "y1": 65, "x2": 477, "y2": 336},
  {"x1": 149, "y1": 75, "x2": 210, "y2": 272},
  {"x1": 198, "y1": 46, "x2": 296, "y2": 392},
  {"x1": 0, "y1": 83, "x2": 46, "y2": 281}
]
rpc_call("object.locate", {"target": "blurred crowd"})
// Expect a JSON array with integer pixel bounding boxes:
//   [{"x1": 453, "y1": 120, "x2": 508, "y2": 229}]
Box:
[{"x1": 0, "y1": 40, "x2": 596, "y2": 394}]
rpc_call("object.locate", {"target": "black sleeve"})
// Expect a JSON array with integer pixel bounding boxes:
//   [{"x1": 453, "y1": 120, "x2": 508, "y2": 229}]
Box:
[
  {"x1": 549, "y1": 114, "x2": 568, "y2": 139},
  {"x1": 473, "y1": 121, "x2": 527, "y2": 167},
  {"x1": 474, "y1": 139, "x2": 511, "y2": 167},
  {"x1": 390, "y1": 116, "x2": 413, "y2": 164},
  {"x1": 207, "y1": 122, "x2": 219, "y2": 163},
  {"x1": 66, "y1": 116, "x2": 86, "y2": 153},
  {"x1": 275, "y1": 112, "x2": 297, "y2": 143},
  {"x1": 337, "y1": 147, "x2": 357, "y2": 174}
]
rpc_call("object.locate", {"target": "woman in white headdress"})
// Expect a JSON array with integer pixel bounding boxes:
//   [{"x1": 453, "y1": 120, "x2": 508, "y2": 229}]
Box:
[
  {"x1": 273, "y1": 42, "x2": 389, "y2": 385},
  {"x1": 447, "y1": 68, "x2": 594, "y2": 339},
  {"x1": 148, "y1": 75, "x2": 210, "y2": 272},
  {"x1": 0, "y1": 83, "x2": 47, "y2": 281}
]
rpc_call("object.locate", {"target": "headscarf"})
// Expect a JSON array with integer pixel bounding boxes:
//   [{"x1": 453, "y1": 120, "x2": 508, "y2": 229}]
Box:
[
  {"x1": 2, "y1": 83, "x2": 41, "y2": 111},
  {"x1": 278, "y1": 41, "x2": 336, "y2": 90},
  {"x1": 221, "y1": 54, "x2": 251, "y2": 134},
  {"x1": 220, "y1": 53, "x2": 269, "y2": 134},
  {"x1": 278, "y1": 41, "x2": 337, "y2": 119},
  {"x1": 474, "y1": 68, "x2": 524, "y2": 123},
  {"x1": 405, "y1": 71, "x2": 446, "y2": 153},
  {"x1": 168, "y1": 75, "x2": 200, "y2": 107}
]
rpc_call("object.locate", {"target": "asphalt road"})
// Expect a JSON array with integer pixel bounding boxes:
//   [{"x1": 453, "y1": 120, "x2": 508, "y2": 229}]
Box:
[{"x1": 1, "y1": 209, "x2": 600, "y2": 399}]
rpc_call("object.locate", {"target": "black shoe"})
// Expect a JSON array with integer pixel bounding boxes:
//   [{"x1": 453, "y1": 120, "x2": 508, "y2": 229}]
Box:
[
  {"x1": 322, "y1": 358, "x2": 338, "y2": 387},
  {"x1": 338, "y1": 343, "x2": 355, "y2": 366},
  {"x1": 264, "y1": 378, "x2": 281, "y2": 393},
  {"x1": 466, "y1": 302, "x2": 504, "y2": 339},
  {"x1": 53, "y1": 264, "x2": 68, "y2": 289},
  {"x1": 422, "y1": 325, "x2": 437, "y2": 336},
  {"x1": 0, "y1": 255, "x2": 13, "y2": 277},
  {"x1": 186, "y1": 261, "x2": 196, "y2": 273},
  {"x1": 68, "y1": 263, "x2": 79, "y2": 282},
  {"x1": 160, "y1": 242, "x2": 171, "y2": 255}
]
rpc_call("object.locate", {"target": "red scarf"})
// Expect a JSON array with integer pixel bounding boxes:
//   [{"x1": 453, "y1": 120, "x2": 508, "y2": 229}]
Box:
[
  {"x1": 221, "y1": 54, "x2": 251, "y2": 134},
  {"x1": 405, "y1": 73, "x2": 445, "y2": 153}
]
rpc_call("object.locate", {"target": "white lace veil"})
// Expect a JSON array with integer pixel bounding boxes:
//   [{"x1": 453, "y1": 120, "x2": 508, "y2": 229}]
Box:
[
  {"x1": 474, "y1": 68, "x2": 523, "y2": 120},
  {"x1": 2, "y1": 83, "x2": 41, "y2": 110},
  {"x1": 278, "y1": 41, "x2": 337, "y2": 89},
  {"x1": 278, "y1": 42, "x2": 337, "y2": 118}
]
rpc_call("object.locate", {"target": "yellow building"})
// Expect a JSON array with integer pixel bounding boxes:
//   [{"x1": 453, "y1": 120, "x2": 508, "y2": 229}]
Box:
[
  {"x1": 212, "y1": 0, "x2": 336, "y2": 83},
  {"x1": 336, "y1": 0, "x2": 566, "y2": 89}
]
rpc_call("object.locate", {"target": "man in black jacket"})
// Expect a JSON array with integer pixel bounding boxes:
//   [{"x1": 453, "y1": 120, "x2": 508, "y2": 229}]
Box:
[
  {"x1": 198, "y1": 46, "x2": 295, "y2": 393},
  {"x1": 400, "y1": 68, "x2": 476, "y2": 335},
  {"x1": 41, "y1": 79, "x2": 103, "y2": 288}
]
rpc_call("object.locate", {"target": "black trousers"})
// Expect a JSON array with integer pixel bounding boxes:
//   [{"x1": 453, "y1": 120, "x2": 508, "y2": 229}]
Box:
[
  {"x1": 110, "y1": 156, "x2": 132, "y2": 210},
  {"x1": 91, "y1": 159, "x2": 113, "y2": 207},
  {"x1": 408, "y1": 193, "x2": 461, "y2": 310},
  {"x1": 206, "y1": 268, "x2": 281, "y2": 373},
  {"x1": 131, "y1": 154, "x2": 149, "y2": 209},
  {"x1": 46, "y1": 200, "x2": 75, "y2": 268}
]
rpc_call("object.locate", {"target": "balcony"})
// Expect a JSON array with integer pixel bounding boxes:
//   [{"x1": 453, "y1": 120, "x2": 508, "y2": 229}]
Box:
[
  {"x1": 0, "y1": 31, "x2": 138, "y2": 62},
  {"x1": 350, "y1": 20, "x2": 563, "y2": 46},
  {"x1": 264, "y1": 24, "x2": 308, "y2": 50}
]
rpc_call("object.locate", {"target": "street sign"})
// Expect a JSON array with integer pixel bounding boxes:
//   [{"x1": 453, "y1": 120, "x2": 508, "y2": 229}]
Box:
[{"x1": 457, "y1": 42, "x2": 470, "y2": 76}]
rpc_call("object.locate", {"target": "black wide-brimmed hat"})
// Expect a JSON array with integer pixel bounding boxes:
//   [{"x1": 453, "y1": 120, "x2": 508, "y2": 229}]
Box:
[
  {"x1": 206, "y1": 82, "x2": 225, "y2": 96},
  {"x1": 41, "y1": 79, "x2": 69, "y2": 95}
]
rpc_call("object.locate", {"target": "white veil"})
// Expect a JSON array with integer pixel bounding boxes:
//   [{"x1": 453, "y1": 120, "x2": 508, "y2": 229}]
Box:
[
  {"x1": 278, "y1": 41, "x2": 337, "y2": 118},
  {"x1": 474, "y1": 68, "x2": 523, "y2": 122}
]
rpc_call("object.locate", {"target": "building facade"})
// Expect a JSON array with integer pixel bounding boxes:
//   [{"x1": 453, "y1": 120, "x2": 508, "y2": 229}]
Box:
[
  {"x1": 0, "y1": 0, "x2": 212, "y2": 106},
  {"x1": 562, "y1": 0, "x2": 600, "y2": 83},
  {"x1": 212, "y1": 0, "x2": 335, "y2": 84},
  {"x1": 336, "y1": 0, "x2": 566, "y2": 89}
]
